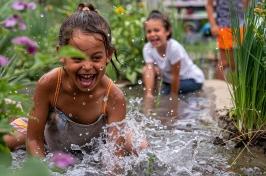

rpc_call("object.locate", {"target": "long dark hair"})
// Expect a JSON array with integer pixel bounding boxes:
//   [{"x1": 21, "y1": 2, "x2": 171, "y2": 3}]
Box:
[{"x1": 58, "y1": 3, "x2": 119, "y2": 74}]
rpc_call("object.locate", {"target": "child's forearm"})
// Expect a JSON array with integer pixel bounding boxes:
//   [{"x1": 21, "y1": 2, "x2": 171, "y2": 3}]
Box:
[
  {"x1": 143, "y1": 64, "x2": 156, "y2": 96},
  {"x1": 206, "y1": 0, "x2": 217, "y2": 27},
  {"x1": 242, "y1": 0, "x2": 249, "y2": 9},
  {"x1": 171, "y1": 80, "x2": 179, "y2": 95},
  {"x1": 171, "y1": 62, "x2": 180, "y2": 95},
  {"x1": 26, "y1": 139, "x2": 45, "y2": 158}
]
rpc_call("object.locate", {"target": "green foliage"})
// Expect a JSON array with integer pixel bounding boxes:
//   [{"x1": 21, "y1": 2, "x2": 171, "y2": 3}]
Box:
[
  {"x1": 0, "y1": 144, "x2": 12, "y2": 167},
  {"x1": 229, "y1": 0, "x2": 266, "y2": 138},
  {"x1": 0, "y1": 157, "x2": 50, "y2": 176},
  {"x1": 109, "y1": 2, "x2": 146, "y2": 83},
  {"x1": 58, "y1": 45, "x2": 87, "y2": 59},
  {"x1": 0, "y1": 0, "x2": 59, "y2": 82}
]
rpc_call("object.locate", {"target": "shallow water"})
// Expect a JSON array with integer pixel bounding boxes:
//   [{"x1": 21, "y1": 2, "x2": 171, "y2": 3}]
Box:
[{"x1": 12, "y1": 85, "x2": 266, "y2": 176}]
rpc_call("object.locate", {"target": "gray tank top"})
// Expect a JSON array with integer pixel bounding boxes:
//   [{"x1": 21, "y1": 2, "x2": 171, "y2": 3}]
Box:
[{"x1": 44, "y1": 68, "x2": 112, "y2": 153}]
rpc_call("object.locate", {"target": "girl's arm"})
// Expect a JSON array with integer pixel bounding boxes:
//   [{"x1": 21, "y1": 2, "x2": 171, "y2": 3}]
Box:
[
  {"x1": 170, "y1": 61, "x2": 180, "y2": 96},
  {"x1": 143, "y1": 63, "x2": 156, "y2": 98},
  {"x1": 242, "y1": 0, "x2": 249, "y2": 9},
  {"x1": 106, "y1": 85, "x2": 128, "y2": 156},
  {"x1": 106, "y1": 85, "x2": 148, "y2": 156},
  {"x1": 26, "y1": 75, "x2": 51, "y2": 158},
  {"x1": 206, "y1": 0, "x2": 219, "y2": 36}
]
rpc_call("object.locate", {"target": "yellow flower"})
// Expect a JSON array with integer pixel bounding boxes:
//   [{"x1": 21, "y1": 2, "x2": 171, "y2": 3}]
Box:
[
  {"x1": 138, "y1": 2, "x2": 144, "y2": 8},
  {"x1": 115, "y1": 6, "x2": 125, "y2": 14},
  {"x1": 44, "y1": 4, "x2": 53, "y2": 11},
  {"x1": 254, "y1": 7, "x2": 263, "y2": 14}
]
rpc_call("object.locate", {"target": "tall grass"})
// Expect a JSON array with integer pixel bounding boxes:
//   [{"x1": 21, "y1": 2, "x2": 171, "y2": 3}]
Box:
[{"x1": 229, "y1": 0, "x2": 266, "y2": 139}]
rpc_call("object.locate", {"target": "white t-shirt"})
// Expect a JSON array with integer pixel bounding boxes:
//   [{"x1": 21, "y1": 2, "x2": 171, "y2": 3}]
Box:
[{"x1": 143, "y1": 39, "x2": 205, "y2": 84}]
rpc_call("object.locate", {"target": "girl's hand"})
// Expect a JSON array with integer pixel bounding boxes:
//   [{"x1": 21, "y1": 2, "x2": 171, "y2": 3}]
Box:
[{"x1": 210, "y1": 24, "x2": 219, "y2": 37}]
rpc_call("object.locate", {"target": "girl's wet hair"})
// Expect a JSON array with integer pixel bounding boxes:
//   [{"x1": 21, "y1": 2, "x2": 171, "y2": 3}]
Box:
[
  {"x1": 59, "y1": 3, "x2": 119, "y2": 74},
  {"x1": 145, "y1": 10, "x2": 172, "y2": 39},
  {"x1": 59, "y1": 3, "x2": 113, "y2": 54}
]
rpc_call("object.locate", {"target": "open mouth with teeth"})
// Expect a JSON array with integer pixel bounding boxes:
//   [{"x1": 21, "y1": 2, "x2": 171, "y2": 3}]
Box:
[
  {"x1": 77, "y1": 74, "x2": 96, "y2": 88},
  {"x1": 150, "y1": 38, "x2": 160, "y2": 46}
]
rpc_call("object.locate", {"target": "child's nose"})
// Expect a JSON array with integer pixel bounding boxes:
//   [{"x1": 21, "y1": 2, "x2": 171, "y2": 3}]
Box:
[{"x1": 82, "y1": 60, "x2": 93, "y2": 70}]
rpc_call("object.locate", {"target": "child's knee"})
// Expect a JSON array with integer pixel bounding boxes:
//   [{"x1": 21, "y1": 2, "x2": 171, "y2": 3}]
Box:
[{"x1": 3, "y1": 132, "x2": 26, "y2": 150}]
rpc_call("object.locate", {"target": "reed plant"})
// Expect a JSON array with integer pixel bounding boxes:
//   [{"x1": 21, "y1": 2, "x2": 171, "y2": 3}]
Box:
[{"x1": 229, "y1": 0, "x2": 266, "y2": 140}]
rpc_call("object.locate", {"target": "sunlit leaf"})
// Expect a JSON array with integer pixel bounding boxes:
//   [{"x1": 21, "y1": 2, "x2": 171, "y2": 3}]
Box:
[
  {"x1": 58, "y1": 45, "x2": 87, "y2": 59},
  {"x1": 0, "y1": 144, "x2": 12, "y2": 167}
]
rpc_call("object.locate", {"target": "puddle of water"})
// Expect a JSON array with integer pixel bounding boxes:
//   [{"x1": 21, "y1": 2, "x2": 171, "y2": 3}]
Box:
[{"x1": 11, "y1": 85, "x2": 266, "y2": 176}]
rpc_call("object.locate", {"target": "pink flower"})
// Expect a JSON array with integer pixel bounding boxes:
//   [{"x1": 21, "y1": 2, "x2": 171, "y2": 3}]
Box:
[
  {"x1": 12, "y1": 1, "x2": 27, "y2": 11},
  {"x1": 12, "y1": 1, "x2": 36, "y2": 11},
  {"x1": 0, "y1": 55, "x2": 9, "y2": 67},
  {"x1": 27, "y1": 2, "x2": 36, "y2": 10},
  {"x1": 12, "y1": 36, "x2": 38, "y2": 55},
  {"x1": 3, "y1": 15, "x2": 26, "y2": 30},
  {"x1": 51, "y1": 152, "x2": 76, "y2": 169}
]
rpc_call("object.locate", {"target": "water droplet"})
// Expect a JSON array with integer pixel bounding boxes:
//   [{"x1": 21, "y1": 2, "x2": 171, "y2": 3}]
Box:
[
  {"x1": 128, "y1": 86, "x2": 132, "y2": 90},
  {"x1": 85, "y1": 132, "x2": 89, "y2": 135},
  {"x1": 82, "y1": 101, "x2": 86, "y2": 105},
  {"x1": 73, "y1": 97, "x2": 76, "y2": 100},
  {"x1": 87, "y1": 88, "x2": 90, "y2": 91},
  {"x1": 170, "y1": 109, "x2": 174, "y2": 113},
  {"x1": 103, "y1": 96, "x2": 108, "y2": 102},
  {"x1": 162, "y1": 54, "x2": 166, "y2": 57},
  {"x1": 169, "y1": 97, "x2": 172, "y2": 101},
  {"x1": 69, "y1": 113, "x2": 73, "y2": 117},
  {"x1": 40, "y1": 14, "x2": 44, "y2": 18},
  {"x1": 89, "y1": 94, "x2": 93, "y2": 98},
  {"x1": 79, "y1": 133, "x2": 82, "y2": 136},
  {"x1": 138, "y1": 80, "x2": 143, "y2": 85}
]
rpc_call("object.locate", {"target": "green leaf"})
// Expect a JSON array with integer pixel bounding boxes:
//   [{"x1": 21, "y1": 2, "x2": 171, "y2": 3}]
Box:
[
  {"x1": 0, "y1": 144, "x2": 12, "y2": 167},
  {"x1": 15, "y1": 157, "x2": 50, "y2": 176},
  {"x1": 58, "y1": 45, "x2": 87, "y2": 59}
]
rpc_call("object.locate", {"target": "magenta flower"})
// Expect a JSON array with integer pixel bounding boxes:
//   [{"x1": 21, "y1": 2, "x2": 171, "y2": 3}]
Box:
[
  {"x1": 51, "y1": 152, "x2": 76, "y2": 169},
  {"x1": 3, "y1": 15, "x2": 26, "y2": 30},
  {"x1": 0, "y1": 55, "x2": 9, "y2": 67},
  {"x1": 12, "y1": 1, "x2": 36, "y2": 11},
  {"x1": 12, "y1": 36, "x2": 38, "y2": 55},
  {"x1": 27, "y1": 2, "x2": 36, "y2": 10},
  {"x1": 12, "y1": 1, "x2": 27, "y2": 11}
]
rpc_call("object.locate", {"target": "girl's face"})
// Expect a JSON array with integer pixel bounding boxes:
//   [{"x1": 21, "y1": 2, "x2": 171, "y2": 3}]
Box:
[
  {"x1": 61, "y1": 29, "x2": 111, "y2": 92},
  {"x1": 145, "y1": 19, "x2": 170, "y2": 49}
]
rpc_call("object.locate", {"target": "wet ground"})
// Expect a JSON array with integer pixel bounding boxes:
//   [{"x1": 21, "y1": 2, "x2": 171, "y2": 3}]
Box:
[
  {"x1": 12, "y1": 82, "x2": 266, "y2": 176},
  {"x1": 123, "y1": 83, "x2": 266, "y2": 176}
]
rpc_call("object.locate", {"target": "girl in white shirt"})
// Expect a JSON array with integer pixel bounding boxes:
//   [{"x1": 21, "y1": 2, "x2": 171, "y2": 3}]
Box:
[{"x1": 142, "y1": 10, "x2": 205, "y2": 98}]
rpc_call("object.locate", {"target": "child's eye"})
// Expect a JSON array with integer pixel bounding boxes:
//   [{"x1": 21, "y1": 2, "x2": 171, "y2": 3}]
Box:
[
  {"x1": 91, "y1": 55, "x2": 102, "y2": 61},
  {"x1": 71, "y1": 57, "x2": 83, "y2": 62}
]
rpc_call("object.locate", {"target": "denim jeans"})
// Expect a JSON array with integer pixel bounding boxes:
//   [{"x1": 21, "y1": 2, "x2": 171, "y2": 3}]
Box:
[{"x1": 161, "y1": 79, "x2": 203, "y2": 95}]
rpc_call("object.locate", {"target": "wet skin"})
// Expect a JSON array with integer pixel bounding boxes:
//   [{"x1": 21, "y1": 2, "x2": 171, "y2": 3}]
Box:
[{"x1": 26, "y1": 29, "x2": 126, "y2": 158}]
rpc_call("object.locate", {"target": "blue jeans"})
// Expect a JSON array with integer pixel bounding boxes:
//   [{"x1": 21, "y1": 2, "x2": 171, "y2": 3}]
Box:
[{"x1": 161, "y1": 79, "x2": 203, "y2": 95}]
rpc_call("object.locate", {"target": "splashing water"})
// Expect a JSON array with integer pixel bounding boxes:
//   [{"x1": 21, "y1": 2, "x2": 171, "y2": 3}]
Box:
[{"x1": 11, "y1": 86, "x2": 266, "y2": 175}]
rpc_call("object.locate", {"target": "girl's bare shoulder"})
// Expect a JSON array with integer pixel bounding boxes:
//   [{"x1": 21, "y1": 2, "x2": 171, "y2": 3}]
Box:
[
  {"x1": 35, "y1": 67, "x2": 60, "y2": 92},
  {"x1": 108, "y1": 80, "x2": 126, "y2": 105}
]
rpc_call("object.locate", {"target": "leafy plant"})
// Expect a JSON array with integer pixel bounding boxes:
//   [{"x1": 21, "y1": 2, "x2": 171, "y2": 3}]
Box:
[
  {"x1": 109, "y1": 2, "x2": 146, "y2": 83},
  {"x1": 229, "y1": 0, "x2": 266, "y2": 139}
]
